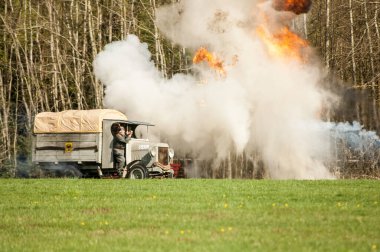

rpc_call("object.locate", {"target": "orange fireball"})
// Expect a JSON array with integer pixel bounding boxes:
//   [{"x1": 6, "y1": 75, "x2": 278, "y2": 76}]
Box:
[
  {"x1": 272, "y1": 0, "x2": 312, "y2": 14},
  {"x1": 256, "y1": 25, "x2": 309, "y2": 61},
  {"x1": 193, "y1": 47, "x2": 226, "y2": 76}
]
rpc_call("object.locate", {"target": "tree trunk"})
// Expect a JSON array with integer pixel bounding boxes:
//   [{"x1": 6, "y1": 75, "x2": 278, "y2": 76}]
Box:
[
  {"x1": 325, "y1": 0, "x2": 331, "y2": 69},
  {"x1": 303, "y1": 14, "x2": 308, "y2": 40},
  {"x1": 349, "y1": 0, "x2": 357, "y2": 84},
  {"x1": 375, "y1": 3, "x2": 380, "y2": 41}
]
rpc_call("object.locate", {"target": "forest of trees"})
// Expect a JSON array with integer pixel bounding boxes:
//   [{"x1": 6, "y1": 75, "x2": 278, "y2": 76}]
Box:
[{"x1": 0, "y1": 0, "x2": 379, "y2": 177}]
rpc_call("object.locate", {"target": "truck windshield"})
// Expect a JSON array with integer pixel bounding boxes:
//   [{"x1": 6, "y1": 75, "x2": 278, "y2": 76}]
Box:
[{"x1": 134, "y1": 125, "x2": 149, "y2": 139}]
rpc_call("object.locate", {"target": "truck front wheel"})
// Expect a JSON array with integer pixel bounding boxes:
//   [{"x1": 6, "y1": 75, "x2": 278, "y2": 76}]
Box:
[{"x1": 127, "y1": 165, "x2": 147, "y2": 179}]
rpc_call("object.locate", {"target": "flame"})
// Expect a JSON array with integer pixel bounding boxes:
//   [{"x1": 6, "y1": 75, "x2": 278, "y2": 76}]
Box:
[
  {"x1": 193, "y1": 47, "x2": 226, "y2": 76},
  {"x1": 272, "y1": 0, "x2": 312, "y2": 15},
  {"x1": 256, "y1": 26, "x2": 309, "y2": 62}
]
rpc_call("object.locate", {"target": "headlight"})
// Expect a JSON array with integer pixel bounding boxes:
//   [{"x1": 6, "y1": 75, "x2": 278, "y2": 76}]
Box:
[
  {"x1": 168, "y1": 148, "x2": 174, "y2": 158},
  {"x1": 149, "y1": 147, "x2": 156, "y2": 157}
]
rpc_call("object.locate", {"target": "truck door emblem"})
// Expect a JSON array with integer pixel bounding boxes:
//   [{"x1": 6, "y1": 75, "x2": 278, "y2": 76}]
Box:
[{"x1": 65, "y1": 142, "x2": 73, "y2": 153}]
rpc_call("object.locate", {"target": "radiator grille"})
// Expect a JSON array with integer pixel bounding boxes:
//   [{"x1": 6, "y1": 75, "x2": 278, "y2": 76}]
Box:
[{"x1": 158, "y1": 147, "x2": 169, "y2": 165}]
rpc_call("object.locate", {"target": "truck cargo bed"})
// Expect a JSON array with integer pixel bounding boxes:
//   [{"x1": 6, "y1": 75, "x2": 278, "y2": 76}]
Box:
[{"x1": 32, "y1": 133, "x2": 102, "y2": 163}]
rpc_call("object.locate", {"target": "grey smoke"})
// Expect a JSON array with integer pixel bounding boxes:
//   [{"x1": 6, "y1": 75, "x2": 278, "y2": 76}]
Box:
[{"x1": 327, "y1": 121, "x2": 380, "y2": 154}]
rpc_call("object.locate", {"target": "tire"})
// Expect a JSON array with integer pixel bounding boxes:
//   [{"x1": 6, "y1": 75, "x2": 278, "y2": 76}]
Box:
[
  {"x1": 62, "y1": 165, "x2": 82, "y2": 178},
  {"x1": 127, "y1": 165, "x2": 147, "y2": 179}
]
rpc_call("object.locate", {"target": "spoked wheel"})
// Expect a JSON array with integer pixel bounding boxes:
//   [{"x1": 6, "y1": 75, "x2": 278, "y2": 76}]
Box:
[{"x1": 127, "y1": 165, "x2": 147, "y2": 179}]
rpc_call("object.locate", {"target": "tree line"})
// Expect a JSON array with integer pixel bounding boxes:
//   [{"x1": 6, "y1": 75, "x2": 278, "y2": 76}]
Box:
[
  {"x1": 0, "y1": 0, "x2": 379, "y2": 177},
  {"x1": 305, "y1": 0, "x2": 380, "y2": 130}
]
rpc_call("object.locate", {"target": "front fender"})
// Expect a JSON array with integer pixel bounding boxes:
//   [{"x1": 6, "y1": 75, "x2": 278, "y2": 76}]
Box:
[{"x1": 127, "y1": 160, "x2": 143, "y2": 169}]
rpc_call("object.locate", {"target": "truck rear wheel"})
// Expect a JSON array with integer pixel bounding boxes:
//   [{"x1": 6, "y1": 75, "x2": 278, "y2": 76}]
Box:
[
  {"x1": 127, "y1": 165, "x2": 147, "y2": 179},
  {"x1": 62, "y1": 165, "x2": 82, "y2": 178}
]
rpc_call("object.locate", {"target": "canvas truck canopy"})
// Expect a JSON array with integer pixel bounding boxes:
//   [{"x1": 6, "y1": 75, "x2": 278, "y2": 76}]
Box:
[{"x1": 33, "y1": 109, "x2": 128, "y2": 133}]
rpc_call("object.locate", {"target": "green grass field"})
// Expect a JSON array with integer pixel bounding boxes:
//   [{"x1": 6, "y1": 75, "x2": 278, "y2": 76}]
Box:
[{"x1": 0, "y1": 179, "x2": 379, "y2": 252}]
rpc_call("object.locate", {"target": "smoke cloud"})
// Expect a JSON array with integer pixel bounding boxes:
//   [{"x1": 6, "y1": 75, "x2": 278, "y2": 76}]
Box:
[{"x1": 94, "y1": 0, "x2": 335, "y2": 179}]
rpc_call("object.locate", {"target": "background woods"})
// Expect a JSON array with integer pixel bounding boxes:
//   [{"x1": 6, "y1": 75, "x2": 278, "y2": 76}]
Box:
[
  {"x1": 305, "y1": 0, "x2": 380, "y2": 129},
  {"x1": 0, "y1": 0, "x2": 379, "y2": 177}
]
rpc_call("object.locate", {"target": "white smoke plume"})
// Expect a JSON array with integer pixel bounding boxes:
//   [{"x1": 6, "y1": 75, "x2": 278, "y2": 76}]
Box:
[{"x1": 94, "y1": 0, "x2": 336, "y2": 179}]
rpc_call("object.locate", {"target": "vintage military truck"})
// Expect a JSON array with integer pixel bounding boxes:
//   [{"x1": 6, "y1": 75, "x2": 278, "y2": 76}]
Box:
[{"x1": 32, "y1": 109, "x2": 174, "y2": 178}]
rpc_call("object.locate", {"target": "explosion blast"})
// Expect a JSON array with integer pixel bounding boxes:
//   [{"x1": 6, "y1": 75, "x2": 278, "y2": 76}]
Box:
[{"x1": 94, "y1": 0, "x2": 336, "y2": 179}]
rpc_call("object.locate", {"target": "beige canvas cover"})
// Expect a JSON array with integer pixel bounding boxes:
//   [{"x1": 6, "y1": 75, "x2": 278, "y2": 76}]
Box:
[{"x1": 34, "y1": 109, "x2": 128, "y2": 133}]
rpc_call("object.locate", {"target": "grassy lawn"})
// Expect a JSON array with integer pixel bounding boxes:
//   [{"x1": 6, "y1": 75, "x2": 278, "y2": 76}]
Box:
[{"x1": 0, "y1": 179, "x2": 379, "y2": 252}]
